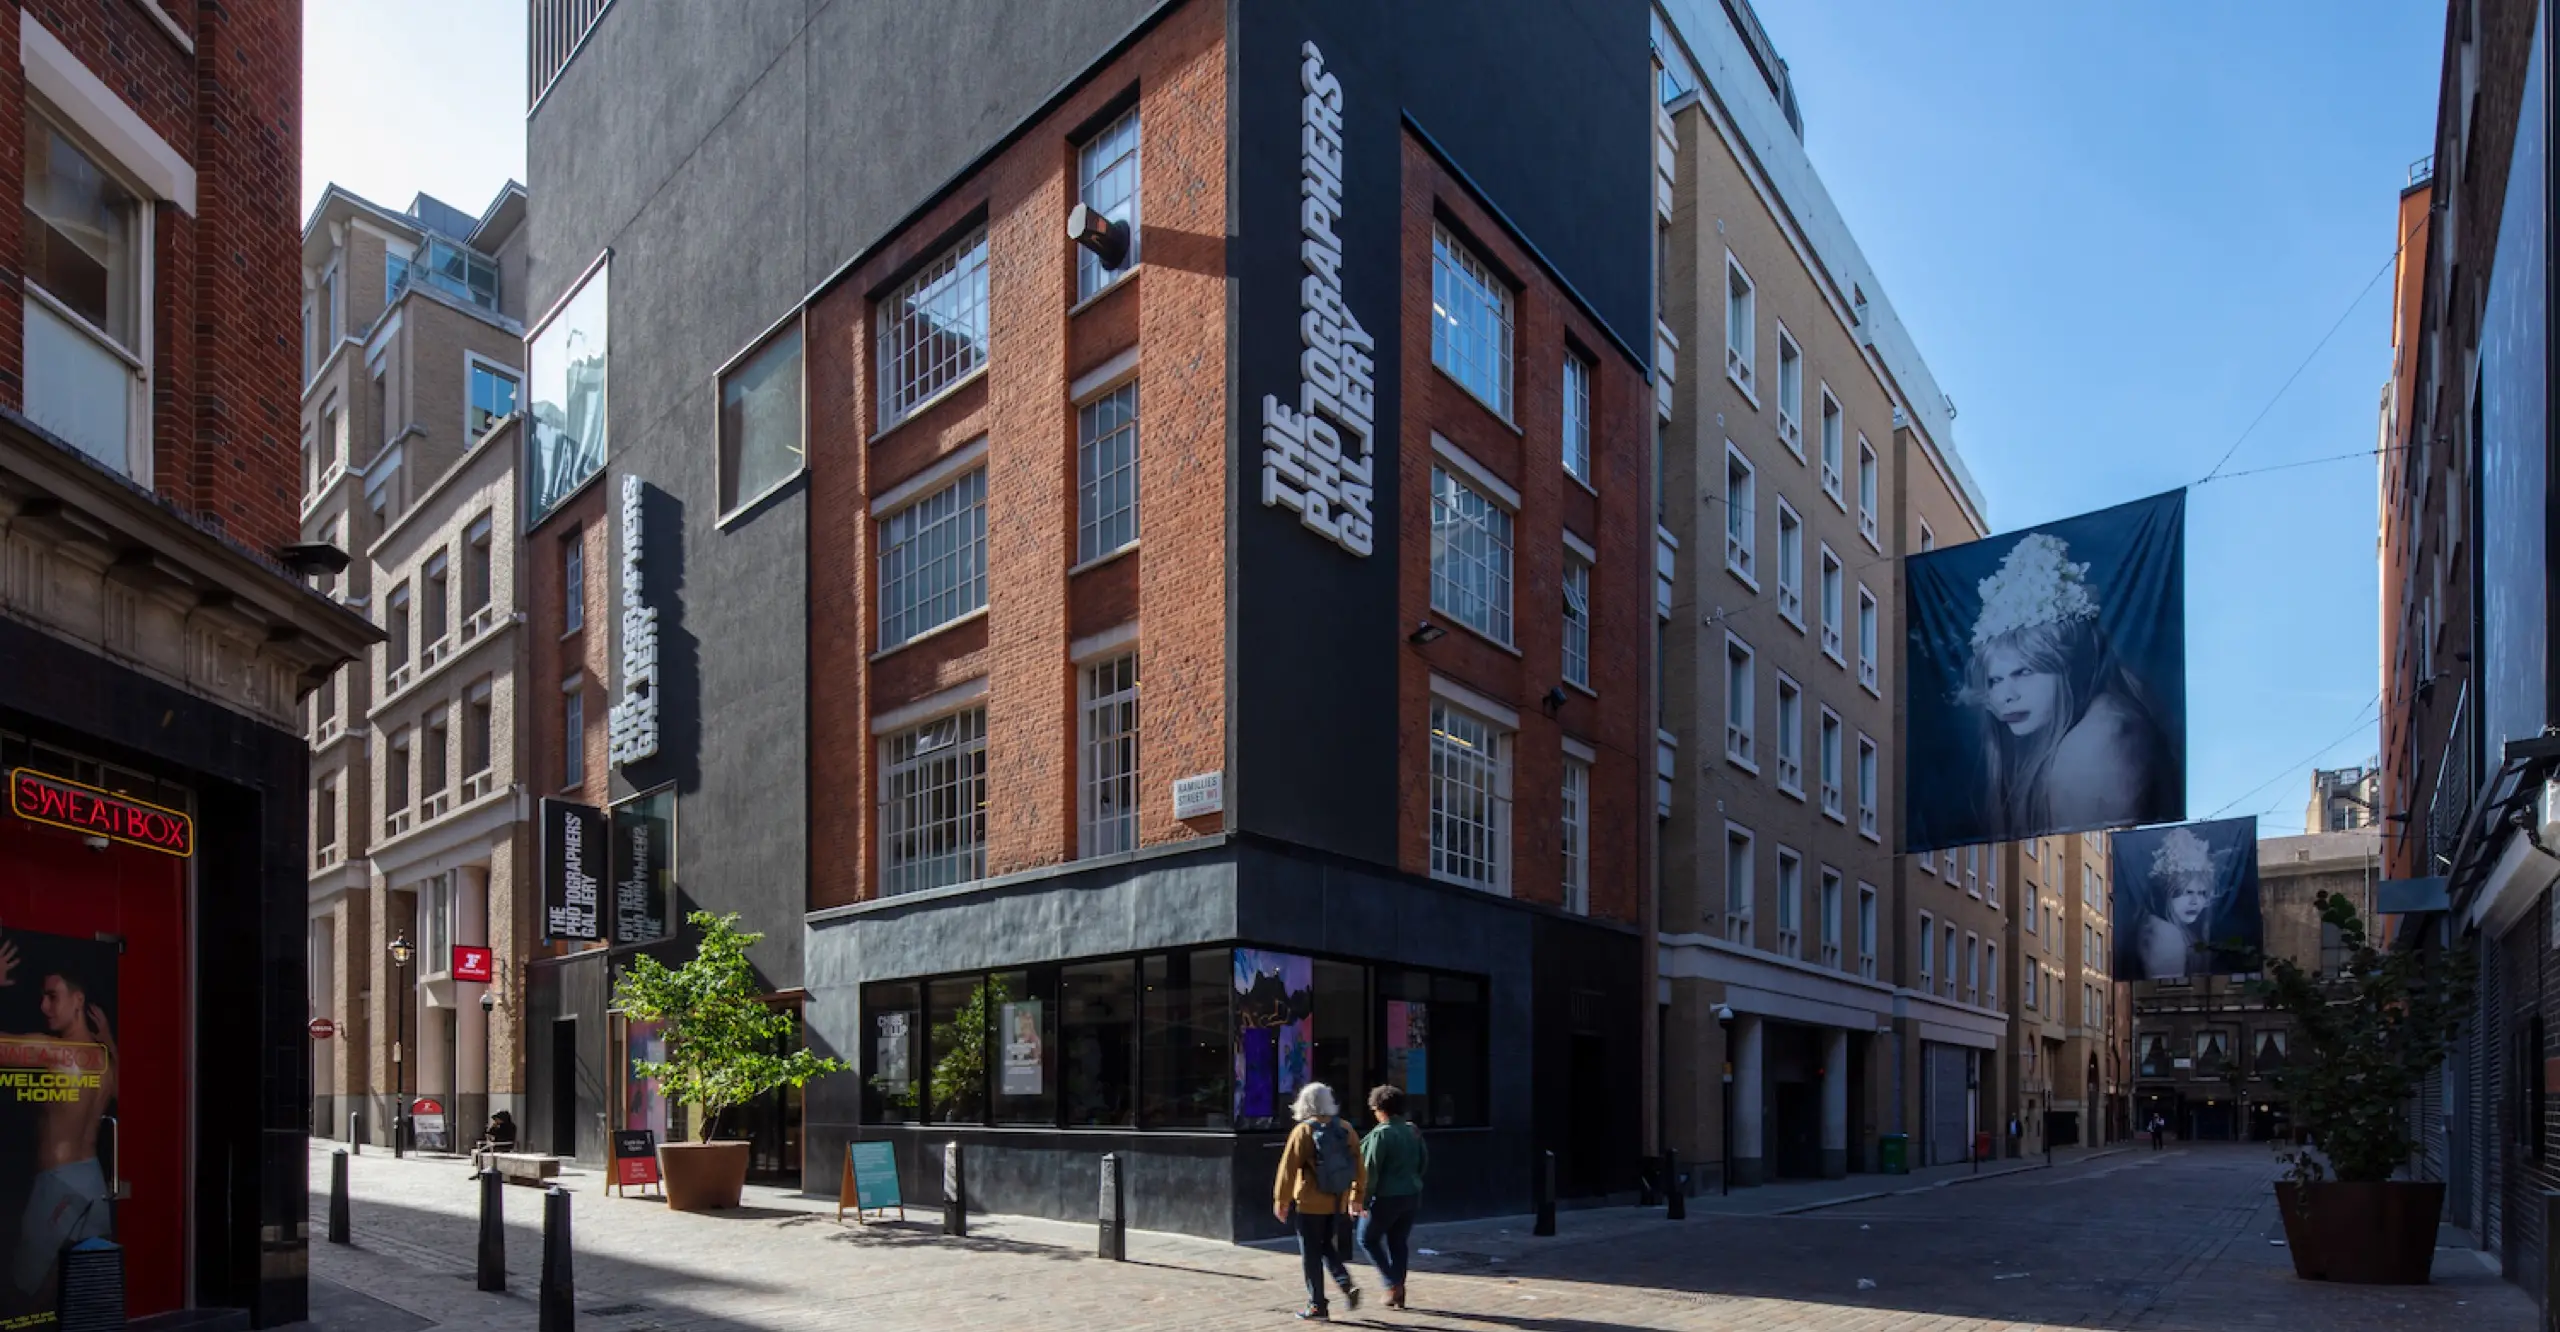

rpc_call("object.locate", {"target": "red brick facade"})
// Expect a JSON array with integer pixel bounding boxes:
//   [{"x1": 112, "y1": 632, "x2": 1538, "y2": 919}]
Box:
[
  {"x1": 522, "y1": 482, "x2": 612, "y2": 956},
  {"x1": 1393, "y1": 136, "x2": 1653, "y2": 927},
  {"x1": 2, "y1": 0, "x2": 304, "y2": 556}
]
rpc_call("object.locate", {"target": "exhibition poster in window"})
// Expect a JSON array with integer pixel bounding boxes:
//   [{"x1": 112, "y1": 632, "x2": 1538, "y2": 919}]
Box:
[
  {"x1": 1387, "y1": 999, "x2": 1429, "y2": 1098},
  {"x1": 1001, "y1": 1000, "x2": 1044, "y2": 1096},
  {"x1": 1232, "y1": 950, "x2": 1313, "y2": 1127}
]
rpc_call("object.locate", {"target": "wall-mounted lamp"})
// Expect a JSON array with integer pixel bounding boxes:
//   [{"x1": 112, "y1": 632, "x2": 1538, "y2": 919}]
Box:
[
  {"x1": 280, "y1": 542, "x2": 353, "y2": 577},
  {"x1": 1065, "y1": 203, "x2": 1129, "y2": 270},
  {"x1": 1407, "y1": 621, "x2": 1447, "y2": 646},
  {"x1": 1541, "y1": 686, "x2": 1568, "y2": 717},
  {"x1": 480, "y1": 990, "x2": 496, "y2": 1015}
]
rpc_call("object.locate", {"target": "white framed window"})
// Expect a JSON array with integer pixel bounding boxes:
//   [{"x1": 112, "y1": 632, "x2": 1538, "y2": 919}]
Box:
[
  {"x1": 1773, "y1": 323, "x2": 1803, "y2": 457},
  {"x1": 423, "y1": 707, "x2": 451, "y2": 797},
  {"x1": 467, "y1": 357, "x2": 521, "y2": 443},
  {"x1": 1774, "y1": 674, "x2": 1803, "y2": 796},
  {"x1": 1818, "y1": 707, "x2": 1843, "y2": 820},
  {"x1": 316, "y1": 773, "x2": 339, "y2": 850},
  {"x1": 1919, "y1": 519, "x2": 1937, "y2": 553},
  {"x1": 1560, "y1": 754, "x2": 1590, "y2": 915},
  {"x1": 1918, "y1": 911, "x2": 1934, "y2": 984},
  {"x1": 387, "y1": 728, "x2": 417, "y2": 817},
  {"x1": 881, "y1": 706, "x2": 989, "y2": 895},
  {"x1": 719, "y1": 319, "x2": 807, "y2": 515},
  {"x1": 1080, "y1": 655, "x2": 1140, "y2": 857},
  {"x1": 1964, "y1": 845, "x2": 1980, "y2": 894},
  {"x1": 1723, "y1": 824, "x2": 1754, "y2": 944},
  {"x1": 1430, "y1": 466, "x2": 1515, "y2": 645},
  {"x1": 1987, "y1": 942, "x2": 2000, "y2": 1008},
  {"x1": 1077, "y1": 381, "x2": 1140, "y2": 563},
  {"x1": 1723, "y1": 633, "x2": 1756, "y2": 771},
  {"x1": 1722, "y1": 253, "x2": 1756, "y2": 399},
  {"x1": 1943, "y1": 924, "x2": 1959, "y2": 999},
  {"x1": 1920, "y1": 848, "x2": 1937, "y2": 873},
  {"x1": 1819, "y1": 868, "x2": 1843, "y2": 967},
  {"x1": 1856, "y1": 734, "x2": 1879, "y2": 841},
  {"x1": 1076, "y1": 106, "x2": 1142, "y2": 301},
  {"x1": 1819, "y1": 544, "x2": 1844, "y2": 664},
  {"x1": 1857, "y1": 435, "x2": 1879, "y2": 547},
  {"x1": 1429, "y1": 700, "x2": 1512, "y2": 893},
  {"x1": 1775, "y1": 848, "x2": 1803, "y2": 959},
  {"x1": 1857, "y1": 584, "x2": 1879, "y2": 693},
  {"x1": 1561, "y1": 553, "x2": 1592, "y2": 690},
  {"x1": 1774, "y1": 497, "x2": 1804, "y2": 627},
  {"x1": 1818, "y1": 386, "x2": 1843, "y2": 506},
  {"x1": 1562, "y1": 352, "x2": 1594, "y2": 486},
  {"x1": 561, "y1": 676, "x2": 585, "y2": 787},
  {"x1": 1857, "y1": 883, "x2": 1878, "y2": 979},
  {"x1": 2026, "y1": 893, "x2": 2040, "y2": 934},
  {"x1": 24, "y1": 109, "x2": 150, "y2": 477},
  {"x1": 2025, "y1": 964, "x2": 2039, "y2": 1010},
  {"x1": 422, "y1": 550, "x2": 451, "y2": 652},
  {"x1": 878, "y1": 229, "x2": 991, "y2": 429},
  {"x1": 385, "y1": 582, "x2": 413, "y2": 677},
  {"x1": 1432, "y1": 223, "x2": 1515, "y2": 418},
  {"x1": 1723, "y1": 442, "x2": 1756, "y2": 585},
  {"x1": 465, "y1": 679, "x2": 494, "y2": 777},
  {"x1": 1966, "y1": 933, "x2": 1981, "y2": 1004},
  {"x1": 878, "y1": 468, "x2": 989, "y2": 649}
]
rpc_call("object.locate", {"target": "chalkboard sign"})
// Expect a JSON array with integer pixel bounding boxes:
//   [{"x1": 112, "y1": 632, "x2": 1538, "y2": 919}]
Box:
[
  {"x1": 837, "y1": 1139, "x2": 904, "y2": 1224},
  {"x1": 612, "y1": 1129, "x2": 661, "y2": 1196}
]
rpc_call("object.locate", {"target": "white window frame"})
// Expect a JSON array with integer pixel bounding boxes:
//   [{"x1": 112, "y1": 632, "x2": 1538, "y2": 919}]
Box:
[
  {"x1": 1918, "y1": 911, "x2": 1935, "y2": 985},
  {"x1": 1819, "y1": 868, "x2": 1843, "y2": 968},
  {"x1": 1987, "y1": 942, "x2": 2000, "y2": 1009},
  {"x1": 1856, "y1": 733, "x2": 1879, "y2": 842},
  {"x1": 877, "y1": 465, "x2": 990, "y2": 650},
  {"x1": 22, "y1": 101, "x2": 157, "y2": 483},
  {"x1": 1723, "y1": 632, "x2": 1756, "y2": 772},
  {"x1": 1857, "y1": 434, "x2": 1879, "y2": 548},
  {"x1": 1774, "y1": 496, "x2": 1804, "y2": 628},
  {"x1": 1431, "y1": 223, "x2": 1516, "y2": 419},
  {"x1": 464, "y1": 350, "x2": 521, "y2": 446},
  {"x1": 1075, "y1": 378, "x2": 1141, "y2": 565},
  {"x1": 1919, "y1": 519, "x2": 1936, "y2": 553},
  {"x1": 1774, "y1": 847, "x2": 1803, "y2": 959},
  {"x1": 879, "y1": 703, "x2": 990, "y2": 896},
  {"x1": 877, "y1": 229, "x2": 991, "y2": 430},
  {"x1": 2026, "y1": 893, "x2": 2040, "y2": 934},
  {"x1": 1079, "y1": 654, "x2": 1140, "y2": 858},
  {"x1": 1075, "y1": 105, "x2": 1142, "y2": 301},
  {"x1": 1818, "y1": 706, "x2": 1843, "y2": 821},
  {"x1": 1966, "y1": 933, "x2": 1981, "y2": 1005},
  {"x1": 1722, "y1": 252, "x2": 1757, "y2": 401},
  {"x1": 2025, "y1": 964, "x2": 2039, "y2": 1011},
  {"x1": 1965, "y1": 845, "x2": 1981, "y2": 897},
  {"x1": 1561, "y1": 547, "x2": 1593, "y2": 692},
  {"x1": 1562, "y1": 352, "x2": 1594, "y2": 487},
  {"x1": 1428, "y1": 453, "x2": 1519, "y2": 647},
  {"x1": 1773, "y1": 672, "x2": 1804, "y2": 798},
  {"x1": 1817, "y1": 385, "x2": 1844, "y2": 507},
  {"x1": 1943, "y1": 924, "x2": 1959, "y2": 1000},
  {"x1": 1819, "y1": 544, "x2": 1845, "y2": 665},
  {"x1": 1857, "y1": 883, "x2": 1878, "y2": 979},
  {"x1": 1561, "y1": 748, "x2": 1591, "y2": 916},
  {"x1": 1722, "y1": 441, "x2": 1756, "y2": 586},
  {"x1": 1857, "y1": 584, "x2": 1879, "y2": 694},
  {"x1": 1723, "y1": 823, "x2": 1754, "y2": 945},
  {"x1": 1428, "y1": 695, "x2": 1514, "y2": 894},
  {"x1": 1920, "y1": 848, "x2": 1937, "y2": 873},
  {"x1": 1773, "y1": 321, "x2": 1803, "y2": 458}
]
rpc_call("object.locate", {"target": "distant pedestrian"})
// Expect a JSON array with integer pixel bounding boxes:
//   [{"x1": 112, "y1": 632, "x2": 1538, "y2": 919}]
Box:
[
  {"x1": 1273, "y1": 1082, "x2": 1367, "y2": 1321},
  {"x1": 1353, "y1": 1085, "x2": 1429, "y2": 1310},
  {"x1": 2148, "y1": 1113, "x2": 2166, "y2": 1151}
]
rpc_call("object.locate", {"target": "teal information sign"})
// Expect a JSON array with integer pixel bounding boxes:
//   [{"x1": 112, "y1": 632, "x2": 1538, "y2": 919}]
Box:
[{"x1": 839, "y1": 1139, "x2": 904, "y2": 1222}]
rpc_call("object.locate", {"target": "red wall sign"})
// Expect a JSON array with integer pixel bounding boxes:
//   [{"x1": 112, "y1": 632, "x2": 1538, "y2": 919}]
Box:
[
  {"x1": 451, "y1": 945, "x2": 494, "y2": 983},
  {"x1": 308, "y1": 1018, "x2": 337, "y2": 1040},
  {"x1": 8, "y1": 769, "x2": 193, "y2": 857}
]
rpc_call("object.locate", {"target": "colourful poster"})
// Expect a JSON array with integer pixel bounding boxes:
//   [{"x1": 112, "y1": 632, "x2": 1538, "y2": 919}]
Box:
[
  {"x1": 0, "y1": 929, "x2": 119, "y2": 1326},
  {"x1": 1386, "y1": 1000, "x2": 1429, "y2": 1099},
  {"x1": 1001, "y1": 1001, "x2": 1044, "y2": 1096},
  {"x1": 1232, "y1": 950, "x2": 1313, "y2": 1127},
  {"x1": 623, "y1": 1018, "x2": 669, "y2": 1136}
]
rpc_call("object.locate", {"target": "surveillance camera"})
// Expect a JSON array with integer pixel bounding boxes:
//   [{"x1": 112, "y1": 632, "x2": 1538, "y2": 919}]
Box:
[{"x1": 1712, "y1": 1003, "x2": 1735, "y2": 1023}]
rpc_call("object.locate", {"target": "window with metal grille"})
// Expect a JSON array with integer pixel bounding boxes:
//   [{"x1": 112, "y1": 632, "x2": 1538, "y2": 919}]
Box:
[
  {"x1": 878, "y1": 469, "x2": 988, "y2": 649},
  {"x1": 1077, "y1": 383, "x2": 1139, "y2": 563},
  {"x1": 1431, "y1": 224, "x2": 1514, "y2": 418},
  {"x1": 1429, "y1": 701, "x2": 1510, "y2": 891},
  {"x1": 1562, "y1": 353, "x2": 1593, "y2": 484},
  {"x1": 1429, "y1": 467, "x2": 1514, "y2": 644},
  {"x1": 1561, "y1": 756, "x2": 1589, "y2": 915},
  {"x1": 1561, "y1": 555, "x2": 1591, "y2": 690},
  {"x1": 881, "y1": 708, "x2": 987, "y2": 896},
  {"x1": 1081, "y1": 656, "x2": 1139, "y2": 857},
  {"x1": 878, "y1": 230, "x2": 990, "y2": 429},
  {"x1": 1077, "y1": 109, "x2": 1142, "y2": 300}
]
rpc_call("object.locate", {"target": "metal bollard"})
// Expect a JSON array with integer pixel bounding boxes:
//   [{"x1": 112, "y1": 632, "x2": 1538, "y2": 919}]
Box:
[
  {"x1": 327, "y1": 1149, "x2": 351, "y2": 1245},
  {"x1": 1098, "y1": 1152, "x2": 1126, "y2": 1261},
  {"x1": 539, "y1": 1186, "x2": 573, "y2": 1332},
  {"x1": 349, "y1": 1112, "x2": 363, "y2": 1155},
  {"x1": 942, "y1": 1142, "x2": 967, "y2": 1238},
  {"x1": 477, "y1": 1170, "x2": 507, "y2": 1292},
  {"x1": 1665, "y1": 1146, "x2": 1686, "y2": 1220},
  {"x1": 1531, "y1": 1150, "x2": 1557, "y2": 1237}
]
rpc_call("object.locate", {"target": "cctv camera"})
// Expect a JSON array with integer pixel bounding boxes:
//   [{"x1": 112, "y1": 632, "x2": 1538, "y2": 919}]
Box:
[{"x1": 1712, "y1": 1004, "x2": 1735, "y2": 1022}]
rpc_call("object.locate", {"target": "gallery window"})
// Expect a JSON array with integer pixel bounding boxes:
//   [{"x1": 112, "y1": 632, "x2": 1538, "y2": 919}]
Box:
[
  {"x1": 1431, "y1": 224, "x2": 1515, "y2": 418},
  {"x1": 878, "y1": 468, "x2": 989, "y2": 649},
  {"x1": 879, "y1": 229, "x2": 991, "y2": 429},
  {"x1": 1077, "y1": 382, "x2": 1140, "y2": 563},
  {"x1": 1429, "y1": 466, "x2": 1515, "y2": 645},
  {"x1": 1080, "y1": 655, "x2": 1140, "y2": 857},
  {"x1": 719, "y1": 319, "x2": 806, "y2": 515},
  {"x1": 1428, "y1": 700, "x2": 1510, "y2": 893},
  {"x1": 880, "y1": 707, "x2": 988, "y2": 896},
  {"x1": 1076, "y1": 107, "x2": 1142, "y2": 300},
  {"x1": 1562, "y1": 352, "x2": 1594, "y2": 485}
]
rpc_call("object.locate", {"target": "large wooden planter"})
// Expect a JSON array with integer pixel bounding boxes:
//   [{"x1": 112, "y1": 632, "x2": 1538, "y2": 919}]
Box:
[
  {"x1": 658, "y1": 1141, "x2": 751, "y2": 1212},
  {"x1": 2274, "y1": 1180, "x2": 2446, "y2": 1284}
]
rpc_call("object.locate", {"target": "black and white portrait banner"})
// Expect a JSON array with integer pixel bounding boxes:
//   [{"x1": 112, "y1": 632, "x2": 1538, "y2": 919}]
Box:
[{"x1": 2109, "y1": 817, "x2": 2262, "y2": 980}]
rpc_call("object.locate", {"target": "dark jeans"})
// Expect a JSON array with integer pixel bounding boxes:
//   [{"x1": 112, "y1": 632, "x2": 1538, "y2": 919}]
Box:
[
  {"x1": 1292, "y1": 1209, "x2": 1355, "y2": 1309},
  {"x1": 1357, "y1": 1194, "x2": 1419, "y2": 1288}
]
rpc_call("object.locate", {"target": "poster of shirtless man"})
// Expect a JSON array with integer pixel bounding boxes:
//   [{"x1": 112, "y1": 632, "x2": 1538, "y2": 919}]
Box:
[{"x1": 0, "y1": 928, "x2": 119, "y2": 1325}]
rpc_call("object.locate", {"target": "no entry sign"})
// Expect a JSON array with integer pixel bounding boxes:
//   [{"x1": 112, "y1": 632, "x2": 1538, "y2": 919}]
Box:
[{"x1": 308, "y1": 1018, "x2": 336, "y2": 1040}]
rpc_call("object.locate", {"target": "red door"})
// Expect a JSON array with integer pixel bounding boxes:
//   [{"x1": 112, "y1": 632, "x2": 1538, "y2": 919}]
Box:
[{"x1": 0, "y1": 807, "x2": 189, "y2": 1319}]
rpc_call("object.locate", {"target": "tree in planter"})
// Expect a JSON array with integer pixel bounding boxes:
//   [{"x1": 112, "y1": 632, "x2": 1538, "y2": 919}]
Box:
[
  {"x1": 612, "y1": 911, "x2": 846, "y2": 1142},
  {"x1": 2254, "y1": 891, "x2": 2474, "y2": 1185}
]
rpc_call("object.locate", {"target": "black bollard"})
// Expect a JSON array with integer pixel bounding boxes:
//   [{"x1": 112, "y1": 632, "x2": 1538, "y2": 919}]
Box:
[
  {"x1": 539, "y1": 1186, "x2": 573, "y2": 1332},
  {"x1": 327, "y1": 1149, "x2": 351, "y2": 1245},
  {"x1": 477, "y1": 1170, "x2": 507, "y2": 1292},
  {"x1": 349, "y1": 1112, "x2": 363, "y2": 1155},
  {"x1": 1665, "y1": 1146, "x2": 1686, "y2": 1220},
  {"x1": 1098, "y1": 1152, "x2": 1126, "y2": 1261},
  {"x1": 942, "y1": 1142, "x2": 967, "y2": 1238},
  {"x1": 1531, "y1": 1150, "x2": 1557, "y2": 1237}
]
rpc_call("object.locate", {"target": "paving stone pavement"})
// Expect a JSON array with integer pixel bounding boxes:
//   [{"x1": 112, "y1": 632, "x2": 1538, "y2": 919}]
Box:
[{"x1": 290, "y1": 1141, "x2": 2536, "y2": 1331}]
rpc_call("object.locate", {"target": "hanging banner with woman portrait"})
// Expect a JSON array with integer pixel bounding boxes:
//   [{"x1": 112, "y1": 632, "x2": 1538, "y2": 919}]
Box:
[
  {"x1": 2109, "y1": 817, "x2": 2262, "y2": 980},
  {"x1": 1903, "y1": 490, "x2": 2187, "y2": 852}
]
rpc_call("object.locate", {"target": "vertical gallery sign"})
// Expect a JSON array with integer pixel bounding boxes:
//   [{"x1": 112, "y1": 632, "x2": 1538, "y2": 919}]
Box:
[
  {"x1": 1258, "y1": 41, "x2": 1377, "y2": 558},
  {"x1": 541, "y1": 797, "x2": 606, "y2": 942},
  {"x1": 609, "y1": 786, "x2": 673, "y2": 946},
  {"x1": 607, "y1": 474, "x2": 660, "y2": 766}
]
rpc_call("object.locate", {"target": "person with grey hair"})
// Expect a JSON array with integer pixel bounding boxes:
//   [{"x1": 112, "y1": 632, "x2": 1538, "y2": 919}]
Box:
[{"x1": 1272, "y1": 1081, "x2": 1367, "y2": 1320}]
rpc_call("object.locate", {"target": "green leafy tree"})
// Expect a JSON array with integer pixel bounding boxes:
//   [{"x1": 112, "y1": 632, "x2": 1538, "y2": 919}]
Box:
[
  {"x1": 2253, "y1": 892, "x2": 2474, "y2": 1185},
  {"x1": 612, "y1": 911, "x2": 845, "y2": 1142},
  {"x1": 928, "y1": 977, "x2": 1011, "y2": 1122}
]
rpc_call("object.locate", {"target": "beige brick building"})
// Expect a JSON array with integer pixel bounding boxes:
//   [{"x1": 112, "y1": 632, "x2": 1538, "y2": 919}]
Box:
[{"x1": 300, "y1": 184, "x2": 531, "y2": 1147}]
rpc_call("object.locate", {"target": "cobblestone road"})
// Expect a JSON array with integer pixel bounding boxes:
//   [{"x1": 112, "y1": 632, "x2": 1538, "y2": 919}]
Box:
[{"x1": 289, "y1": 1142, "x2": 2533, "y2": 1331}]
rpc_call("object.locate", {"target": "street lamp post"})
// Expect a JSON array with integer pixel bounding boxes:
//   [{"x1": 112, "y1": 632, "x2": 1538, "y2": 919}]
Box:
[
  {"x1": 388, "y1": 932, "x2": 414, "y2": 1158},
  {"x1": 1714, "y1": 1005, "x2": 1735, "y2": 1196}
]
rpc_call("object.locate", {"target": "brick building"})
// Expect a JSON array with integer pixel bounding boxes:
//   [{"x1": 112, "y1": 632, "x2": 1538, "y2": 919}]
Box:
[
  {"x1": 519, "y1": 0, "x2": 1655, "y2": 1237},
  {"x1": 3, "y1": 0, "x2": 376, "y2": 1323}
]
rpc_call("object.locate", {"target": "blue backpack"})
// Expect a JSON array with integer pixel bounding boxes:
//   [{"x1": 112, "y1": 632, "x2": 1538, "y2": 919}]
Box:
[{"x1": 1310, "y1": 1120, "x2": 1356, "y2": 1196}]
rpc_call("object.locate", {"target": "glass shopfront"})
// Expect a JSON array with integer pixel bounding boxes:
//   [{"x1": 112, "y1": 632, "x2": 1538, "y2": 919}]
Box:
[{"x1": 859, "y1": 945, "x2": 1489, "y2": 1132}]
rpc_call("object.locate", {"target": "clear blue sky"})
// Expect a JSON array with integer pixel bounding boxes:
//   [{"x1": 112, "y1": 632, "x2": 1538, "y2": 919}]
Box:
[
  {"x1": 1751, "y1": 1, "x2": 2443, "y2": 837},
  {"x1": 303, "y1": 3, "x2": 2440, "y2": 839}
]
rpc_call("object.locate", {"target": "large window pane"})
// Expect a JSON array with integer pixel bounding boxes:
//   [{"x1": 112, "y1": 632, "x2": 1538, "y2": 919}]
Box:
[
  {"x1": 1310, "y1": 959, "x2": 1368, "y2": 1111},
  {"x1": 1061, "y1": 960, "x2": 1137, "y2": 1127},
  {"x1": 862, "y1": 982, "x2": 922, "y2": 1123},
  {"x1": 23, "y1": 300, "x2": 131, "y2": 470},
  {"x1": 878, "y1": 230, "x2": 990, "y2": 428},
  {"x1": 22, "y1": 118, "x2": 139, "y2": 345},
  {"x1": 720, "y1": 322, "x2": 806, "y2": 512},
  {"x1": 1076, "y1": 108, "x2": 1142, "y2": 300},
  {"x1": 926, "y1": 975, "x2": 992, "y2": 1125},
  {"x1": 878, "y1": 469, "x2": 988, "y2": 649},
  {"x1": 1140, "y1": 949, "x2": 1230, "y2": 1129},
  {"x1": 1380, "y1": 969, "x2": 1489, "y2": 1128},
  {"x1": 991, "y1": 968, "x2": 1056, "y2": 1126},
  {"x1": 1429, "y1": 224, "x2": 1514, "y2": 417},
  {"x1": 1231, "y1": 949, "x2": 1312, "y2": 1132},
  {"x1": 880, "y1": 708, "x2": 987, "y2": 896}
]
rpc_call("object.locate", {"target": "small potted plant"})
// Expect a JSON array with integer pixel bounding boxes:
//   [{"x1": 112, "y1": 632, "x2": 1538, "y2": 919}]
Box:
[
  {"x1": 611, "y1": 911, "x2": 845, "y2": 1211},
  {"x1": 2255, "y1": 892, "x2": 2473, "y2": 1283}
]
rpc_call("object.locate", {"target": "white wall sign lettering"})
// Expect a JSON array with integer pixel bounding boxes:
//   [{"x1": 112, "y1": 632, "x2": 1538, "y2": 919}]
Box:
[
  {"x1": 1259, "y1": 41, "x2": 1377, "y2": 558},
  {"x1": 607, "y1": 473, "x2": 660, "y2": 765},
  {"x1": 1172, "y1": 771, "x2": 1226, "y2": 820}
]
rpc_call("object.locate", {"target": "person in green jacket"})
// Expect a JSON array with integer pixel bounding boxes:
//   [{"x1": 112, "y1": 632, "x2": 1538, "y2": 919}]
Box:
[{"x1": 1351, "y1": 1084, "x2": 1428, "y2": 1310}]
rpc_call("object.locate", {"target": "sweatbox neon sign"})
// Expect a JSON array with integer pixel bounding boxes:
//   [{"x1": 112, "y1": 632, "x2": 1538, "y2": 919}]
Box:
[{"x1": 9, "y1": 769, "x2": 193, "y2": 858}]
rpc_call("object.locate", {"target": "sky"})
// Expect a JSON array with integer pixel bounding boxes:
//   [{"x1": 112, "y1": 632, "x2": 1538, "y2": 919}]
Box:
[
  {"x1": 1747, "y1": 1, "x2": 2442, "y2": 838},
  {"x1": 301, "y1": 3, "x2": 2440, "y2": 840}
]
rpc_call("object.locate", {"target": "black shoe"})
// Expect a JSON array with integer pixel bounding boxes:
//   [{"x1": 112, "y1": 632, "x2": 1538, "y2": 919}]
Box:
[{"x1": 1342, "y1": 1285, "x2": 1362, "y2": 1312}]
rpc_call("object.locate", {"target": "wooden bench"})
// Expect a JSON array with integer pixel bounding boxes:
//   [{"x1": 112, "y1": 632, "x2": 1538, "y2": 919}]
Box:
[{"x1": 486, "y1": 1152, "x2": 562, "y2": 1185}]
